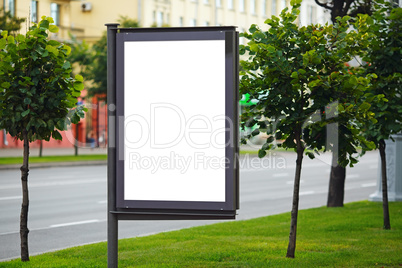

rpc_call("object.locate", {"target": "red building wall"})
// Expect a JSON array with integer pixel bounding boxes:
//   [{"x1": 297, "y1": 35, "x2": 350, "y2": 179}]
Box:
[{"x1": 0, "y1": 96, "x2": 107, "y2": 149}]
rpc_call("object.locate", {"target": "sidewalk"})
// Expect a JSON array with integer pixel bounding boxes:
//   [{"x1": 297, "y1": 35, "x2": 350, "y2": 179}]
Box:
[
  {"x1": 0, "y1": 147, "x2": 107, "y2": 170},
  {"x1": 0, "y1": 144, "x2": 262, "y2": 158},
  {"x1": 0, "y1": 145, "x2": 262, "y2": 170},
  {"x1": 0, "y1": 147, "x2": 107, "y2": 157}
]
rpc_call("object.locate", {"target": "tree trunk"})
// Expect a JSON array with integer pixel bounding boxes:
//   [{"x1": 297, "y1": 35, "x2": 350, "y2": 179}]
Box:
[
  {"x1": 379, "y1": 139, "x2": 391, "y2": 230},
  {"x1": 39, "y1": 140, "x2": 43, "y2": 157},
  {"x1": 20, "y1": 130, "x2": 30, "y2": 261},
  {"x1": 74, "y1": 124, "x2": 79, "y2": 156},
  {"x1": 327, "y1": 152, "x2": 346, "y2": 207},
  {"x1": 286, "y1": 133, "x2": 304, "y2": 258}
]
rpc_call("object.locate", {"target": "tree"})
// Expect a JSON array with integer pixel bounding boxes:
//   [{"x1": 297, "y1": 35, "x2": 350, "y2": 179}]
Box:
[
  {"x1": 314, "y1": 0, "x2": 373, "y2": 23},
  {"x1": 85, "y1": 16, "x2": 140, "y2": 99},
  {"x1": 67, "y1": 33, "x2": 92, "y2": 78},
  {"x1": 240, "y1": 0, "x2": 376, "y2": 258},
  {"x1": 0, "y1": 8, "x2": 25, "y2": 35},
  {"x1": 314, "y1": 0, "x2": 378, "y2": 210},
  {"x1": 0, "y1": 16, "x2": 86, "y2": 261},
  {"x1": 361, "y1": 0, "x2": 402, "y2": 230},
  {"x1": 66, "y1": 34, "x2": 92, "y2": 155}
]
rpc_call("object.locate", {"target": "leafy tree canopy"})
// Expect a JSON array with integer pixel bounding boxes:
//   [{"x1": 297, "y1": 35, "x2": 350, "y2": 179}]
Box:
[
  {"x1": 70, "y1": 16, "x2": 140, "y2": 99},
  {"x1": 240, "y1": 0, "x2": 378, "y2": 166},
  {"x1": 240, "y1": 0, "x2": 383, "y2": 257},
  {"x1": 0, "y1": 8, "x2": 26, "y2": 35},
  {"x1": 0, "y1": 16, "x2": 86, "y2": 142},
  {"x1": 361, "y1": 0, "x2": 402, "y2": 144},
  {"x1": 315, "y1": 0, "x2": 373, "y2": 23}
]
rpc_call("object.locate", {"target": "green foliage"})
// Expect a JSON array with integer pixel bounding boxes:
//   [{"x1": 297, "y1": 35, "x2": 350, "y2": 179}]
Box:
[
  {"x1": 0, "y1": 8, "x2": 26, "y2": 36},
  {"x1": 0, "y1": 16, "x2": 86, "y2": 142},
  {"x1": 360, "y1": 0, "x2": 402, "y2": 147},
  {"x1": 315, "y1": 0, "x2": 374, "y2": 24},
  {"x1": 66, "y1": 33, "x2": 92, "y2": 78},
  {"x1": 71, "y1": 16, "x2": 140, "y2": 97},
  {"x1": 86, "y1": 31, "x2": 107, "y2": 98},
  {"x1": 118, "y1": 15, "x2": 141, "y2": 28},
  {"x1": 240, "y1": 3, "x2": 377, "y2": 166}
]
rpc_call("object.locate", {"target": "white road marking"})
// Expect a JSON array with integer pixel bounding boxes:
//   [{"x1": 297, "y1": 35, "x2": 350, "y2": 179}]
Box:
[
  {"x1": 299, "y1": 191, "x2": 315, "y2": 196},
  {"x1": 286, "y1": 180, "x2": 304, "y2": 185},
  {"x1": 97, "y1": 200, "x2": 107, "y2": 204},
  {"x1": 347, "y1": 174, "x2": 360, "y2": 179},
  {"x1": 49, "y1": 219, "x2": 101, "y2": 228},
  {"x1": 362, "y1": 182, "x2": 376, "y2": 187},
  {"x1": 0, "y1": 196, "x2": 21, "y2": 201},
  {"x1": 273, "y1": 173, "x2": 289, "y2": 178},
  {"x1": 0, "y1": 178, "x2": 105, "y2": 190},
  {"x1": 0, "y1": 219, "x2": 107, "y2": 236}
]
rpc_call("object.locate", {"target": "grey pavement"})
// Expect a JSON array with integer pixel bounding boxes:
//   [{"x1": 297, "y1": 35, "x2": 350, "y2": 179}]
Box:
[
  {"x1": 0, "y1": 147, "x2": 107, "y2": 157},
  {"x1": 0, "y1": 144, "x2": 262, "y2": 170},
  {"x1": 0, "y1": 147, "x2": 107, "y2": 170},
  {"x1": 0, "y1": 144, "x2": 260, "y2": 158}
]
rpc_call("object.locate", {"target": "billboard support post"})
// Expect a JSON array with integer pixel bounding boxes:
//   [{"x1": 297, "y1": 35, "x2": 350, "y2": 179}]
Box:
[
  {"x1": 106, "y1": 25, "x2": 239, "y2": 267},
  {"x1": 106, "y1": 23, "x2": 119, "y2": 268}
]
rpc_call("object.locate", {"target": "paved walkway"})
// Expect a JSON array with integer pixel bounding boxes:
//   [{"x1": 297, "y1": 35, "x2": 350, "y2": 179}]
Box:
[
  {"x1": 0, "y1": 147, "x2": 108, "y2": 170},
  {"x1": 0, "y1": 143, "x2": 263, "y2": 158},
  {"x1": 0, "y1": 144, "x2": 261, "y2": 170},
  {"x1": 0, "y1": 147, "x2": 107, "y2": 157}
]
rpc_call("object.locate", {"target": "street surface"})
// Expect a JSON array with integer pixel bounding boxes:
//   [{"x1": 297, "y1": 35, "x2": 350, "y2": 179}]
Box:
[{"x1": 0, "y1": 150, "x2": 379, "y2": 261}]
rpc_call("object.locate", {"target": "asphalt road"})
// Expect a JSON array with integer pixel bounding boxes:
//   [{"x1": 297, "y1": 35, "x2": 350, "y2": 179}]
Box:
[{"x1": 0, "y1": 150, "x2": 379, "y2": 261}]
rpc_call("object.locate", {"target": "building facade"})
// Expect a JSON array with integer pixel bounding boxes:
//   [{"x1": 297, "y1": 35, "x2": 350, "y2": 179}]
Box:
[
  {"x1": 0, "y1": 0, "x2": 329, "y2": 42},
  {"x1": 0, "y1": 0, "x2": 329, "y2": 149}
]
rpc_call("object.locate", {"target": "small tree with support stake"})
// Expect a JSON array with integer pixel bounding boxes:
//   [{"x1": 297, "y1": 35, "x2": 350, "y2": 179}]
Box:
[
  {"x1": 361, "y1": 0, "x2": 402, "y2": 230},
  {"x1": 240, "y1": 0, "x2": 378, "y2": 258},
  {"x1": 0, "y1": 16, "x2": 86, "y2": 261}
]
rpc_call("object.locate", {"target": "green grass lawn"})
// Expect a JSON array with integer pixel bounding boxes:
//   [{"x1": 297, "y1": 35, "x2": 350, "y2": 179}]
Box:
[
  {"x1": 0, "y1": 155, "x2": 107, "y2": 165},
  {"x1": 0, "y1": 151, "x2": 262, "y2": 164},
  {"x1": 0, "y1": 152, "x2": 261, "y2": 164},
  {"x1": 0, "y1": 149, "x2": 287, "y2": 165},
  {"x1": 1, "y1": 201, "x2": 401, "y2": 267}
]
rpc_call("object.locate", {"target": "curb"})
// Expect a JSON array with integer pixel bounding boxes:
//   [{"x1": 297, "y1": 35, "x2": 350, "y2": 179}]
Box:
[{"x1": 0, "y1": 160, "x2": 107, "y2": 170}]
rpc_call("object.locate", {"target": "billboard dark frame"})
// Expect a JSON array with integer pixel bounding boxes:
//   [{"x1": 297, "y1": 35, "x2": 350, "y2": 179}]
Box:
[{"x1": 113, "y1": 26, "x2": 239, "y2": 218}]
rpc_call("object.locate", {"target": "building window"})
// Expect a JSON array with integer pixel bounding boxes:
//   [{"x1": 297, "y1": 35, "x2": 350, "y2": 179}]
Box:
[
  {"x1": 204, "y1": 0, "x2": 209, "y2": 4},
  {"x1": 179, "y1": 16, "x2": 184, "y2": 26},
  {"x1": 240, "y1": 28, "x2": 246, "y2": 45},
  {"x1": 261, "y1": 0, "x2": 267, "y2": 16},
  {"x1": 272, "y1": 0, "x2": 277, "y2": 16},
  {"x1": 204, "y1": 21, "x2": 210, "y2": 26},
  {"x1": 190, "y1": 18, "x2": 196, "y2": 26},
  {"x1": 239, "y1": 0, "x2": 245, "y2": 12},
  {"x1": 250, "y1": 0, "x2": 256, "y2": 14},
  {"x1": 228, "y1": 0, "x2": 233, "y2": 9},
  {"x1": 307, "y1": 5, "x2": 317, "y2": 24},
  {"x1": 157, "y1": 11, "x2": 163, "y2": 26},
  {"x1": 50, "y1": 3, "x2": 60, "y2": 26},
  {"x1": 281, "y1": 0, "x2": 287, "y2": 11},
  {"x1": 31, "y1": 1, "x2": 38, "y2": 23},
  {"x1": 216, "y1": 0, "x2": 221, "y2": 7},
  {"x1": 8, "y1": 0, "x2": 15, "y2": 16}
]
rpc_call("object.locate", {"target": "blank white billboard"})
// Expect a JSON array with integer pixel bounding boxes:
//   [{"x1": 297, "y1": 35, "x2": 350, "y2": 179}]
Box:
[{"x1": 123, "y1": 39, "x2": 227, "y2": 202}]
